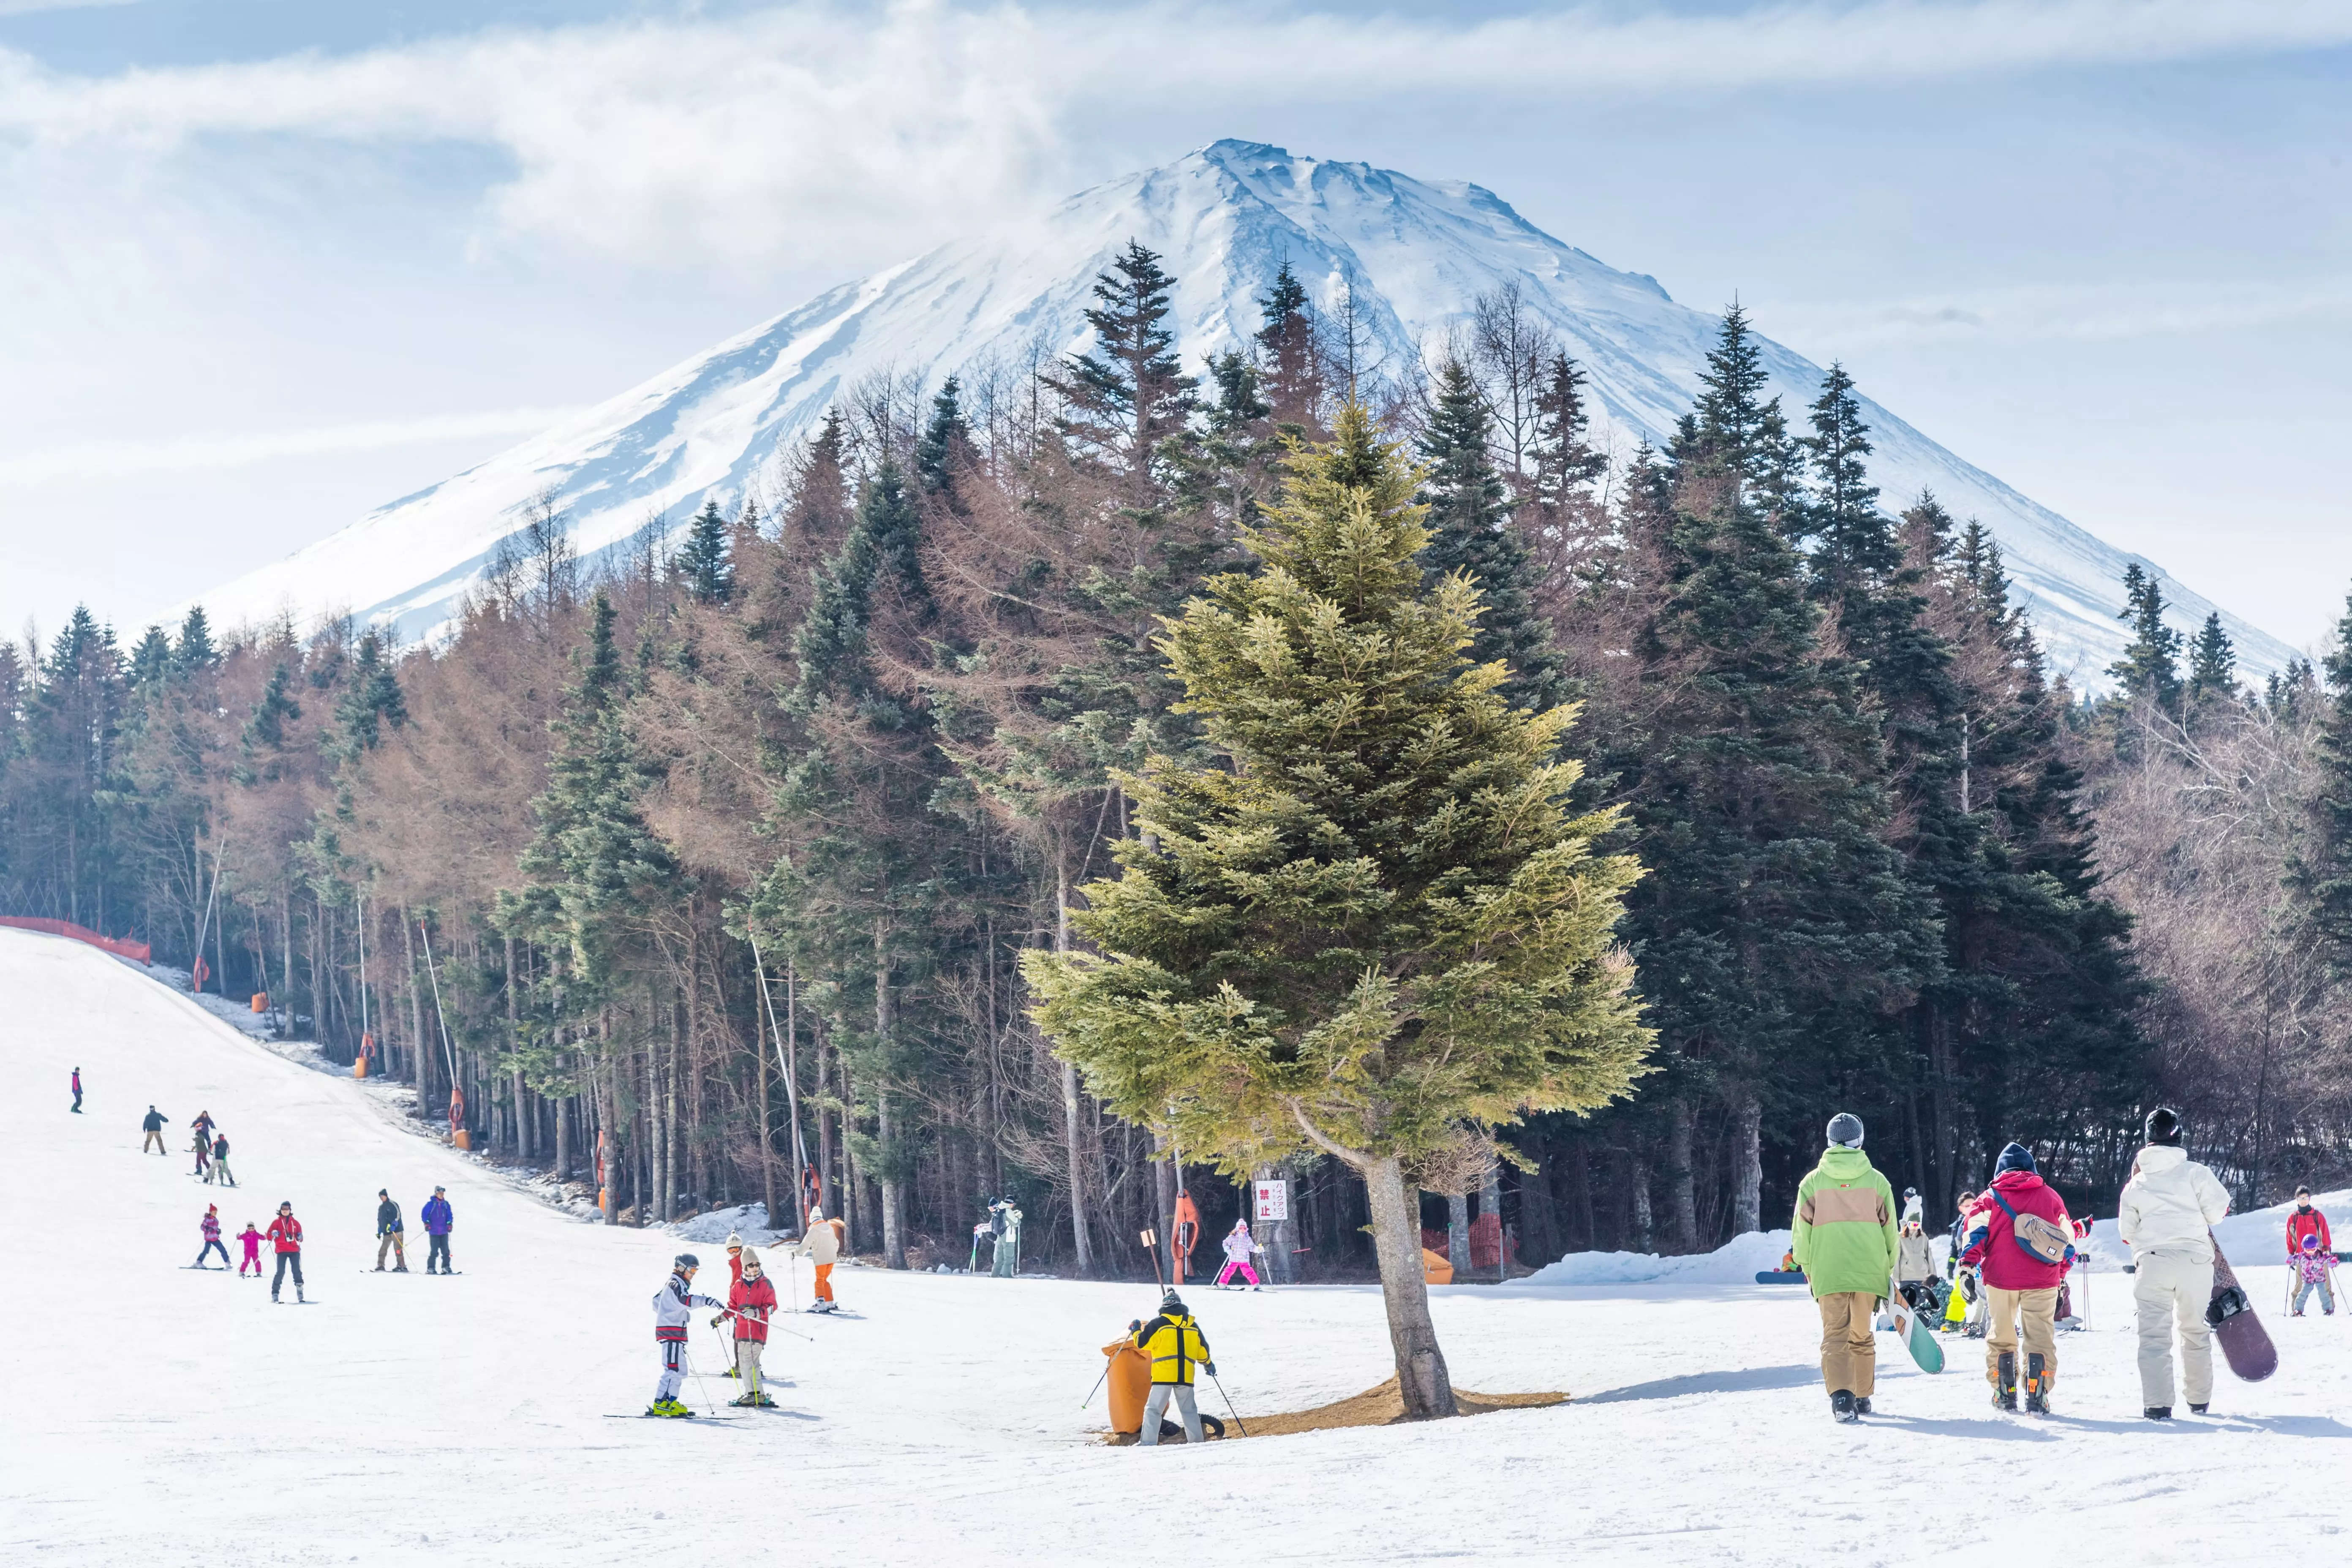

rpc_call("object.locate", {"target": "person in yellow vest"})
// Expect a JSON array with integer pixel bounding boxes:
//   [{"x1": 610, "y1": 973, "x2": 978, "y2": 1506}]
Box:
[{"x1": 1131, "y1": 1291, "x2": 1212, "y2": 1446}]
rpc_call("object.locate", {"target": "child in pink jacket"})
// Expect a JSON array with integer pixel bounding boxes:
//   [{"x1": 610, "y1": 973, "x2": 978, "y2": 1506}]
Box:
[{"x1": 236, "y1": 1222, "x2": 265, "y2": 1277}]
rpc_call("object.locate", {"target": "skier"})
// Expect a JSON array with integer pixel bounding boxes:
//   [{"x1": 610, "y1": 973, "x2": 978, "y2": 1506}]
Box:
[
  {"x1": 374, "y1": 1189, "x2": 408, "y2": 1272},
  {"x1": 210, "y1": 1132, "x2": 235, "y2": 1187},
  {"x1": 1214, "y1": 1218, "x2": 1266, "y2": 1290},
  {"x1": 723, "y1": 1246, "x2": 778, "y2": 1406},
  {"x1": 794, "y1": 1205, "x2": 843, "y2": 1312},
  {"x1": 191, "y1": 1127, "x2": 212, "y2": 1180},
  {"x1": 71, "y1": 1068, "x2": 82, "y2": 1114},
  {"x1": 1790, "y1": 1112, "x2": 1897, "y2": 1423},
  {"x1": 191, "y1": 1109, "x2": 216, "y2": 1143},
  {"x1": 194, "y1": 1204, "x2": 229, "y2": 1269},
  {"x1": 140, "y1": 1105, "x2": 169, "y2": 1154},
  {"x1": 1958, "y1": 1142, "x2": 2075, "y2": 1413},
  {"x1": 2118, "y1": 1106, "x2": 2231, "y2": 1419},
  {"x1": 421, "y1": 1186, "x2": 454, "y2": 1274},
  {"x1": 237, "y1": 1220, "x2": 264, "y2": 1276},
  {"x1": 2292, "y1": 1233, "x2": 2337, "y2": 1317},
  {"x1": 266, "y1": 1201, "x2": 307, "y2": 1302},
  {"x1": 648, "y1": 1253, "x2": 726, "y2": 1417},
  {"x1": 990, "y1": 1199, "x2": 1023, "y2": 1278},
  {"x1": 1172, "y1": 1190, "x2": 1200, "y2": 1286},
  {"x1": 1132, "y1": 1290, "x2": 1213, "y2": 1445},
  {"x1": 2286, "y1": 1187, "x2": 2332, "y2": 1261}
]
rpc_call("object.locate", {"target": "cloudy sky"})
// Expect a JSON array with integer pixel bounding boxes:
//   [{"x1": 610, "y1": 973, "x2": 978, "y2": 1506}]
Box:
[{"x1": 3, "y1": 0, "x2": 2347, "y2": 653}]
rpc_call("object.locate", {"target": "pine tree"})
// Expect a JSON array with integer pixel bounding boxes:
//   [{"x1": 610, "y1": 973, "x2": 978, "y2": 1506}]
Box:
[
  {"x1": 128, "y1": 627, "x2": 173, "y2": 689},
  {"x1": 2186, "y1": 612, "x2": 2238, "y2": 714},
  {"x1": 675, "y1": 499, "x2": 734, "y2": 605},
  {"x1": 1255, "y1": 262, "x2": 1324, "y2": 436},
  {"x1": 1025, "y1": 403, "x2": 1649, "y2": 1419},
  {"x1": 1416, "y1": 357, "x2": 1572, "y2": 715},
  {"x1": 1054, "y1": 241, "x2": 1199, "y2": 501},
  {"x1": 2290, "y1": 593, "x2": 2352, "y2": 962},
  {"x1": 332, "y1": 632, "x2": 407, "y2": 756},
  {"x1": 2108, "y1": 564, "x2": 2184, "y2": 712},
  {"x1": 240, "y1": 663, "x2": 303, "y2": 779},
  {"x1": 914, "y1": 376, "x2": 975, "y2": 512},
  {"x1": 172, "y1": 607, "x2": 217, "y2": 677}
]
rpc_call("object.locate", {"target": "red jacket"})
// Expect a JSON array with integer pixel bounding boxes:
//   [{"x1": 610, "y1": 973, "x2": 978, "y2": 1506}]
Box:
[
  {"x1": 267, "y1": 1215, "x2": 303, "y2": 1254},
  {"x1": 2287, "y1": 1206, "x2": 2332, "y2": 1258},
  {"x1": 1960, "y1": 1170, "x2": 2072, "y2": 1290},
  {"x1": 729, "y1": 1274, "x2": 777, "y2": 1343}
]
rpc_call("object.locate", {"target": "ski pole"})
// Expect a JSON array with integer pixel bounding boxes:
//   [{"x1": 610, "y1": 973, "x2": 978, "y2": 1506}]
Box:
[
  {"x1": 709, "y1": 1305, "x2": 813, "y2": 1344},
  {"x1": 681, "y1": 1344, "x2": 721, "y2": 1417},
  {"x1": 1208, "y1": 1371, "x2": 1248, "y2": 1438},
  {"x1": 1082, "y1": 1363, "x2": 1109, "y2": 1410}
]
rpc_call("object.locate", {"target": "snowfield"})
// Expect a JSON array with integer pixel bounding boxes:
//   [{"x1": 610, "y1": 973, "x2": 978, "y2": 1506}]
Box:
[{"x1": 4, "y1": 926, "x2": 2347, "y2": 1566}]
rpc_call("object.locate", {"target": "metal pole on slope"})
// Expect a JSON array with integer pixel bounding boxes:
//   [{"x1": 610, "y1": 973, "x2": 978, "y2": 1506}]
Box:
[
  {"x1": 417, "y1": 919, "x2": 464, "y2": 1142},
  {"x1": 749, "y1": 934, "x2": 811, "y2": 1222}
]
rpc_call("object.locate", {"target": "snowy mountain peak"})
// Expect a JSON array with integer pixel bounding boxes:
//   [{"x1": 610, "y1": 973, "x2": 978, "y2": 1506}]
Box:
[{"x1": 189, "y1": 140, "x2": 2293, "y2": 685}]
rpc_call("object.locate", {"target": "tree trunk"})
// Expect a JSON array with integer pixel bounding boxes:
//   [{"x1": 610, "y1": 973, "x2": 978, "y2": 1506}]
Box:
[
  {"x1": 506, "y1": 936, "x2": 530, "y2": 1162},
  {"x1": 1731, "y1": 1091, "x2": 1764, "y2": 1234},
  {"x1": 1446, "y1": 1191, "x2": 1470, "y2": 1277},
  {"x1": 879, "y1": 1085, "x2": 907, "y2": 1269},
  {"x1": 1361, "y1": 1154, "x2": 1459, "y2": 1419},
  {"x1": 401, "y1": 908, "x2": 428, "y2": 1102},
  {"x1": 1628, "y1": 1154, "x2": 1653, "y2": 1252},
  {"x1": 760, "y1": 1022, "x2": 777, "y2": 1229},
  {"x1": 1480, "y1": 1160, "x2": 1504, "y2": 1281},
  {"x1": 1054, "y1": 844, "x2": 1094, "y2": 1275},
  {"x1": 1668, "y1": 1100, "x2": 1699, "y2": 1253}
]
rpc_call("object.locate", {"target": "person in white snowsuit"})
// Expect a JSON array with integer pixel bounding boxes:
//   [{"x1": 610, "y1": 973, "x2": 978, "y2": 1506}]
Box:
[
  {"x1": 648, "y1": 1254, "x2": 726, "y2": 1416},
  {"x1": 2117, "y1": 1107, "x2": 2232, "y2": 1419}
]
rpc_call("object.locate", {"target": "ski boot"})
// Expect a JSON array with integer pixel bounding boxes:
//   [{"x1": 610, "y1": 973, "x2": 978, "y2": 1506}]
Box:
[
  {"x1": 2023, "y1": 1353, "x2": 2050, "y2": 1414},
  {"x1": 2144, "y1": 1406, "x2": 2172, "y2": 1420},
  {"x1": 1852, "y1": 1396, "x2": 1873, "y2": 1416},
  {"x1": 1993, "y1": 1351, "x2": 2018, "y2": 1412},
  {"x1": 647, "y1": 1398, "x2": 691, "y2": 1418},
  {"x1": 1829, "y1": 1389, "x2": 1859, "y2": 1424},
  {"x1": 2189, "y1": 1403, "x2": 2209, "y2": 1415}
]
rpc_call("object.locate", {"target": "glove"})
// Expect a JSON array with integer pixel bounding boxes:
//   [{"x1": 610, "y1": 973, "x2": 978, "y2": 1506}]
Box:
[{"x1": 1204, "y1": 1362, "x2": 1217, "y2": 1377}]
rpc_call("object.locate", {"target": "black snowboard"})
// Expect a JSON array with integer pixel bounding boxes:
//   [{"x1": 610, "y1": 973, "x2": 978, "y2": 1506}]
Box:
[{"x1": 2207, "y1": 1236, "x2": 2278, "y2": 1382}]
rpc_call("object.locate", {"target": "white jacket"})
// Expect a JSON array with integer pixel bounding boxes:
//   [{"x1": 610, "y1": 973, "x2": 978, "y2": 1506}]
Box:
[
  {"x1": 652, "y1": 1272, "x2": 721, "y2": 1335},
  {"x1": 2118, "y1": 1144, "x2": 2231, "y2": 1261},
  {"x1": 795, "y1": 1218, "x2": 842, "y2": 1265},
  {"x1": 1220, "y1": 1228, "x2": 1262, "y2": 1263}
]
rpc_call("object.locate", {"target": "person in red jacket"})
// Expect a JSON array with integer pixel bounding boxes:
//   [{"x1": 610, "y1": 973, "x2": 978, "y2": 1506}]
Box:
[
  {"x1": 266, "y1": 1201, "x2": 307, "y2": 1303},
  {"x1": 723, "y1": 1246, "x2": 779, "y2": 1407},
  {"x1": 2286, "y1": 1187, "x2": 2332, "y2": 1259},
  {"x1": 1960, "y1": 1142, "x2": 2076, "y2": 1413}
]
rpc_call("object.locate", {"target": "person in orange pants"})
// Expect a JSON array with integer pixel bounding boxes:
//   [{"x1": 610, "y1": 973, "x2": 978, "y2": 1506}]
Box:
[
  {"x1": 1173, "y1": 1190, "x2": 1200, "y2": 1286},
  {"x1": 795, "y1": 1204, "x2": 844, "y2": 1313}
]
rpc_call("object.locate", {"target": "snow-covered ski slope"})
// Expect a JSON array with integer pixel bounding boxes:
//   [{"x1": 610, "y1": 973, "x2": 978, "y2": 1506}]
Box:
[
  {"x1": 190, "y1": 140, "x2": 2292, "y2": 689},
  {"x1": 6, "y1": 925, "x2": 2348, "y2": 1568}
]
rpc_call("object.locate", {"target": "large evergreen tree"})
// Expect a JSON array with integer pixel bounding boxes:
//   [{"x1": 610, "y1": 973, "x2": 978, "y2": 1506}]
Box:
[
  {"x1": 675, "y1": 499, "x2": 735, "y2": 605},
  {"x1": 2109, "y1": 564, "x2": 2185, "y2": 713}
]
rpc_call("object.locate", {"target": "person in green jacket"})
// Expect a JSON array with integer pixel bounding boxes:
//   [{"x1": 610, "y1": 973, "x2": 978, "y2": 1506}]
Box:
[{"x1": 1791, "y1": 1112, "x2": 1900, "y2": 1423}]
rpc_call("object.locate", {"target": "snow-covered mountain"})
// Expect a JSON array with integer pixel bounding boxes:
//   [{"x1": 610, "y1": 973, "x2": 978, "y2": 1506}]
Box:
[{"x1": 194, "y1": 139, "x2": 2293, "y2": 684}]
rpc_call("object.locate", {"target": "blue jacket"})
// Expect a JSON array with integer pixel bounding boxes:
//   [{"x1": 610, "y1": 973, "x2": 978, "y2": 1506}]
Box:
[{"x1": 422, "y1": 1196, "x2": 453, "y2": 1235}]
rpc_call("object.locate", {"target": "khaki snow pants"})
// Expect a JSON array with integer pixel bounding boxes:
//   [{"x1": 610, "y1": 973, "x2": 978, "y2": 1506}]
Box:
[
  {"x1": 377, "y1": 1232, "x2": 406, "y2": 1269},
  {"x1": 1983, "y1": 1285, "x2": 2059, "y2": 1387},
  {"x1": 735, "y1": 1337, "x2": 765, "y2": 1394},
  {"x1": 2134, "y1": 1251, "x2": 2215, "y2": 1408},
  {"x1": 1815, "y1": 1290, "x2": 1877, "y2": 1397}
]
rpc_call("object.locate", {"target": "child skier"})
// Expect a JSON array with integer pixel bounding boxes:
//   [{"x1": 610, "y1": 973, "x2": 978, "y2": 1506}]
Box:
[
  {"x1": 194, "y1": 1205, "x2": 229, "y2": 1269},
  {"x1": 1790, "y1": 1112, "x2": 1897, "y2": 1423},
  {"x1": 210, "y1": 1132, "x2": 234, "y2": 1188},
  {"x1": 723, "y1": 1247, "x2": 779, "y2": 1407},
  {"x1": 1214, "y1": 1219, "x2": 1266, "y2": 1289},
  {"x1": 794, "y1": 1206, "x2": 843, "y2": 1313},
  {"x1": 191, "y1": 1128, "x2": 212, "y2": 1180},
  {"x1": 1959, "y1": 1142, "x2": 2075, "y2": 1413},
  {"x1": 71, "y1": 1067, "x2": 82, "y2": 1113},
  {"x1": 237, "y1": 1221, "x2": 264, "y2": 1276},
  {"x1": 2292, "y1": 1233, "x2": 2337, "y2": 1317},
  {"x1": 648, "y1": 1254, "x2": 726, "y2": 1417}
]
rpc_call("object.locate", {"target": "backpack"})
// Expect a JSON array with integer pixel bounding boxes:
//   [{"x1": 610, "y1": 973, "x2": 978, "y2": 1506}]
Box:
[{"x1": 1992, "y1": 1189, "x2": 2074, "y2": 1266}]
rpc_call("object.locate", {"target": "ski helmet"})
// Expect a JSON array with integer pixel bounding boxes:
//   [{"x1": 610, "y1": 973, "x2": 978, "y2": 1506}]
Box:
[
  {"x1": 2144, "y1": 1106, "x2": 2183, "y2": 1147},
  {"x1": 2304, "y1": 1233, "x2": 2322, "y2": 1252},
  {"x1": 1825, "y1": 1113, "x2": 1865, "y2": 1149},
  {"x1": 674, "y1": 1252, "x2": 701, "y2": 1271}
]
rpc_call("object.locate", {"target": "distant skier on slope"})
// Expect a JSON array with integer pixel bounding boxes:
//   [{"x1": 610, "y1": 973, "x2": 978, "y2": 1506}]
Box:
[
  {"x1": 2286, "y1": 1187, "x2": 2332, "y2": 1262},
  {"x1": 267, "y1": 1202, "x2": 307, "y2": 1303},
  {"x1": 1132, "y1": 1290, "x2": 1213, "y2": 1446},
  {"x1": 1791, "y1": 1112, "x2": 1897, "y2": 1424},
  {"x1": 237, "y1": 1221, "x2": 264, "y2": 1276},
  {"x1": 191, "y1": 1128, "x2": 212, "y2": 1180},
  {"x1": 71, "y1": 1067, "x2": 82, "y2": 1114},
  {"x1": 1214, "y1": 1218, "x2": 1265, "y2": 1290},
  {"x1": 2292, "y1": 1233, "x2": 2337, "y2": 1317},
  {"x1": 195, "y1": 1204, "x2": 229, "y2": 1269},
  {"x1": 1959, "y1": 1142, "x2": 2075, "y2": 1413},
  {"x1": 794, "y1": 1206, "x2": 843, "y2": 1313},
  {"x1": 374, "y1": 1190, "x2": 408, "y2": 1272},
  {"x1": 421, "y1": 1187, "x2": 454, "y2": 1274},
  {"x1": 2118, "y1": 1107, "x2": 2231, "y2": 1419},
  {"x1": 648, "y1": 1254, "x2": 725, "y2": 1417},
  {"x1": 210, "y1": 1132, "x2": 235, "y2": 1188},
  {"x1": 722, "y1": 1247, "x2": 778, "y2": 1406},
  {"x1": 141, "y1": 1105, "x2": 169, "y2": 1155}
]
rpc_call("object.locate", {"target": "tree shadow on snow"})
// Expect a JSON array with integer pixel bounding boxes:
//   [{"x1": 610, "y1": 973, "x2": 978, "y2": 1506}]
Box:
[{"x1": 1582, "y1": 1364, "x2": 1822, "y2": 1404}]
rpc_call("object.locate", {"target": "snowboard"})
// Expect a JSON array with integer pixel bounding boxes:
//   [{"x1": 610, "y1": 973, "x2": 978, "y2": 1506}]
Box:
[
  {"x1": 1754, "y1": 1271, "x2": 1807, "y2": 1284},
  {"x1": 2207, "y1": 1236, "x2": 2278, "y2": 1382},
  {"x1": 1886, "y1": 1272, "x2": 1945, "y2": 1373}
]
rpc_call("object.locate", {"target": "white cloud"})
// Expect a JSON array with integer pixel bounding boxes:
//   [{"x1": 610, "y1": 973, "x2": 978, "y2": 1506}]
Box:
[
  {"x1": 1, "y1": 0, "x2": 2347, "y2": 271},
  {"x1": 1776, "y1": 276, "x2": 2352, "y2": 348},
  {"x1": 0, "y1": 406, "x2": 583, "y2": 487}
]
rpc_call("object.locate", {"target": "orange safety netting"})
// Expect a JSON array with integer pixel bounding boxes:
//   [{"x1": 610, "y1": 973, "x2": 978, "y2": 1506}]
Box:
[{"x1": 0, "y1": 916, "x2": 152, "y2": 965}]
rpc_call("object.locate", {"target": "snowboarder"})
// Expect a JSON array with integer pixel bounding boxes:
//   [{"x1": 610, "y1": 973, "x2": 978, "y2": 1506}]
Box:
[
  {"x1": 237, "y1": 1221, "x2": 264, "y2": 1276},
  {"x1": 794, "y1": 1205, "x2": 843, "y2": 1312},
  {"x1": 1132, "y1": 1290, "x2": 1213, "y2": 1445},
  {"x1": 648, "y1": 1254, "x2": 725, "y2": 1417},
  {"x1": 70, "y1": 1068, "x2": 82, "y2": 1114},
  {"x1": 1958, "y1": 1142, "x2": 2075, "y2": 1413},
  {"x1": 2292, "y1": 1233, "x2": 2337, "y2": 1317},
  {"x1": 140, "y1": 1105, "x2": 168, "y2": 1154},
  {"x1": 210, "y1": 1132, "x2": 235, "y2": 1187},
  {"x1": 723, "y1": 1246, "x2": 778, "y2": 1406},
  {"x1": 421, "y1": 1186, "x2": 453, "y2": 1274},
  {"x1": 194, "y1": 1204, "x2": 229, "y2": 1269},
  {"x1": 374, "y1": 1189, "x2": 408, "y2": 1271},
  {"x1": 1791, "y1": 1112, "x2": 1897, "y2": 1423},
  {"x1": 266, "y1": 1201, "x2": 306, "y2": 1302},
  {"x1": 2118, "y1": 1106, "x2": 2231, "y2": 1419},
  {"x1": 1214, "y1": 1218, "x2": 1265, "y2": 1289},
  {"x1": 2286, "y1": 1187, "x2": 2332, "y2": 1261}
]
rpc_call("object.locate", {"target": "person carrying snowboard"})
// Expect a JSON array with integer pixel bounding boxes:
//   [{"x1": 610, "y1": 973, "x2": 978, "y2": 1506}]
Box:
[
  {"x1": 1959, "y1": 1142, "x2": 2075, "y2": 1412},
  {"x1": 237, "y1": 1220, "x2": 264, "y2": 1276},
  {"x1": 794, "y1": 1205, "x2": 843, "y2": 1312},
  {"x1": 421, "y1": 1186, "x2": 454, "y2": 1274},
  {"x1": 374, "y1": 1189, "x2": 408, "y2": 1271},
  {"x1": 1214, "y1": 1218, "x2": 1266, "y2": 1290},
  {"x1": 648, "y1": 1254, "x2": 725, "y2": 1417},
  {"x1": 71, "y1": 1068, "x2": 82, "y2": 1114},
  {"x1": 210, "y1": 1132, "x2": 235, "y2": 1188},
  {"x1": 141, "y1": 1105, "x2": 169, "y2": 1154},
  {"x1": 2292, "y1": 1233, "x2": 2337, "y2": 1317},
  {"x1": 1132, "y1": 1290, "x2": 1213, "y2": 1445},
  {"x1": 2286, "y1": 1187, "x2": 2332, "y2": 1261},
  {"x1": 195, "y1": 1204, "x2": 229, "y2": 1269},
  {"x1": 1791, "y1": 1112, "x2": 1898, "y2": 1423},
  {"x1": 722, "y1": 1246, "x2": 778, "y2": 1406},
  {"x1": 2118, "y1": 1106, "x2": 2231, "y2": 1419},
  {"x1": 266, "y1": 1201, "x2": 307, "y2": 1303}
]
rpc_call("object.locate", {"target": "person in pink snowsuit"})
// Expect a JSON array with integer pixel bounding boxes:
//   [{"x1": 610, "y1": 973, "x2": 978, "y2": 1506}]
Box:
[
  {"x1": 237, "y1": 1222, "x2": 265, "y2": 1276},
  {"x1": 1214, "y1": 1218, "x2": 1265, "y2": 1289}
]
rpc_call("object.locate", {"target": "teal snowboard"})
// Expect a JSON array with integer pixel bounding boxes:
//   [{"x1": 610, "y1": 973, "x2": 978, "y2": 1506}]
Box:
[{"x1": 1886, "y1": 1273, "x2": 1945, "y2": 1373}]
